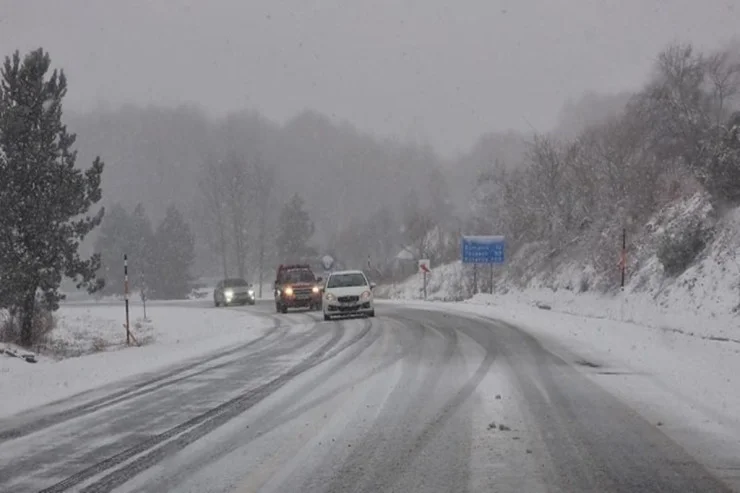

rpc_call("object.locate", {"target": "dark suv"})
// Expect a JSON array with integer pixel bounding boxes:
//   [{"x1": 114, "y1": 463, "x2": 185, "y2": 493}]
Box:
[
  {"x1": 214, "y1": 278, "x2": 255, "y2": 306},
  {"x1": 274, "y1": 264, "x2": 323, "y2": 313}
]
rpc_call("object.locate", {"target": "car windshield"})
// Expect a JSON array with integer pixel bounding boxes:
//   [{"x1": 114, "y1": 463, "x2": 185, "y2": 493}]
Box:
[
  {"x1": 327, "y1": 273, "x2": 367, "y2": 288},
  {"x1": 282, "y1": 270, "x2": 316, "y2": 283},
  {"x1": 223, "y1": 278, "x2": 248, "y2": 288}
]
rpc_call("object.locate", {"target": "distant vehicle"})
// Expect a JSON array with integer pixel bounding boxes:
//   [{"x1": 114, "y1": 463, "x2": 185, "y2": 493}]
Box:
[
  {"x1": 322, "y1": 270, "x2": 375, "y2": 321},
  {"x1": 274, "y1": 264, "x2": 323, "y2": 313},
  {"x1": 214, "y1": 278, "x2": 255, "y2": 307}
]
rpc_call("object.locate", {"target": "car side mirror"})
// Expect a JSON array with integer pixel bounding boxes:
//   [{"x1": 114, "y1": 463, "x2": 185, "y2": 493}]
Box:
[
  {"x1": 316, "y1": 277, "x2": 323, "y2": 283},
  {"x1": 370, "y1": 282, "x2": 376, "y2": 289}
]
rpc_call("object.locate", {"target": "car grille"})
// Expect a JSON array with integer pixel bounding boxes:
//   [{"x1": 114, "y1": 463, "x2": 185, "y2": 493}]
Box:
[
  {"x1": 338, "y1": 295, "x2": 359, "y2": 303},
  {"x1": 293, "y1": 288, "x2": 313, "y2": 298}
]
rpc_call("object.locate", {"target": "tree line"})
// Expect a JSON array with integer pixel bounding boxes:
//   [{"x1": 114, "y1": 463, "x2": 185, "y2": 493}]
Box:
[
  {"x1": 0, "y1": 47, "x2": 321, "y2": 347},
  {"x1": 3, "y1": 41, "x2": 738, "y2": 346},
  {"x1": 94, "y1": 203, "x2": 195, "y2": 300}
]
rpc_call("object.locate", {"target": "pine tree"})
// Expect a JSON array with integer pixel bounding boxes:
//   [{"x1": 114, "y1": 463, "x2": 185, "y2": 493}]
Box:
[
  {"x1": 150, "y1": 205, "x2": 194, "y2": 299},
  {"x1": 276, "y1": 193, "x2": 316, "y2": 262},
  {"x1": 129, "y1": 203, "x2": 155, "y2": 295},
  {"x1": 94, "y1": 204, "x2": 131, "y2": 295},
  {"x1": 94, "y1": 203, "x2": 154, "y2": 296},
  {"x1": 0, "y1": 49, "x2": 105, "y2": 346}
]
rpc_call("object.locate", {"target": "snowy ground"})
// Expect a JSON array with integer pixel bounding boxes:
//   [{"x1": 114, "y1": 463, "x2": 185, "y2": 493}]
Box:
[{"x1": 0, "y1": 300, "x2": 275, "y2": 418}]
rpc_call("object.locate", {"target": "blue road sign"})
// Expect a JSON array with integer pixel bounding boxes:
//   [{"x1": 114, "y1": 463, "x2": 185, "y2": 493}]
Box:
[{"x1": 461, "y1": 235, "x2": 505, "y2": 264}]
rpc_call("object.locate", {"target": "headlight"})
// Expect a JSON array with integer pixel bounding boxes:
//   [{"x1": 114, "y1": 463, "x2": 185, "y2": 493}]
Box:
[
  {"x1": 312, "y1": 286, "x2": 320, "y2": 293},
  {"x1": 284, "y1": 286, "x2": 294, "y2": 296},
  {"x1": 325, "y1": 292, "x2": 336, "y2": 302},
  {"x1": 248, "y1": 290, "x2": 254, "y2": 296},
  {"x1": 224, "y1": 289, "x2": 234, "y2": 297},
  {"x1": 360, "y1": 290, "x2": 372, "y2": 300}
]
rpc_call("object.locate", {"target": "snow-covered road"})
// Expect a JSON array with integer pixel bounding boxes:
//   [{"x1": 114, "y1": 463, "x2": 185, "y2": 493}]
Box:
[{"x1": 0, "y1": 301, "x2": 737, "y2": 492}]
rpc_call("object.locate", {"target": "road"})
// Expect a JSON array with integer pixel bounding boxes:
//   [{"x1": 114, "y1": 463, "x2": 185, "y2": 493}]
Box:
[{"x1": 0, "y1": 300, "x2": 736, "y2": 492}]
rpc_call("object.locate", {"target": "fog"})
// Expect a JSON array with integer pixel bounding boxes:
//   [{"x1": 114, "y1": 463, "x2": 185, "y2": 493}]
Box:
[
  {"x1": 2, "y1": 0, "x2": 739, "y2": 281},
  {"x1": 4, "y1": 0, "x2": 738, "y2": 154}
]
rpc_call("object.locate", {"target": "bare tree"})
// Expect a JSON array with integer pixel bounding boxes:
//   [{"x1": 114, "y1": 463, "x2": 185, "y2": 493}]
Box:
[
  {"x1": 250, "y1": 155, "x2": 276, "y2": 297},
  {"x1": 198, "y1": 157, "x2": 230, "y2": 278},
  {"x1": 401, "y1": 191, "x2": 437, "y2": 262},
  {"x1": 221, "y1": 153, "x2": 253, "y2": 280},
  {"x1": 704, "y1": 49, "x2": 740, "y2": 125}
]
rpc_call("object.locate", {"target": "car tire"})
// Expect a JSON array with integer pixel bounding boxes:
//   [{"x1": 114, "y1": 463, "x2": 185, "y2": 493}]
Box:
[
  {"x1": 368, "y1": 310, "x2": 375, "y2": 318},
  {"x1": 323, "y1": 314, "x2": 331, "y2": 321},
  {"x1": 280, "y1": 304, "x2": 288, "y2": 314},
  {"x1": 215, "y1": 301, "x2": 220, "y2": 307}
]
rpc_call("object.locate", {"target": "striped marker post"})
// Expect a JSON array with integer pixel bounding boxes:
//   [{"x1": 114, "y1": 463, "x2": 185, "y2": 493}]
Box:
[{"x1": 124, "y1": 254, "x2": 130, "y2": 345}]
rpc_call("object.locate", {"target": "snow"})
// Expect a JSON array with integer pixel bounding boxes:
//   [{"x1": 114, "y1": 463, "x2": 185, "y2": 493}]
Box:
[
  {"x1": 0, "y1": 301, "x2": 274, "y2": 418},
  {"x1": 381, "y1": 198, "x2": 740, "y2": 341},
  {"x1": 378, "y1": 261, "x2": 468, "y2": 301},
  {"x1": 379, "y1": 199, "x2": 740, "y2": 475},
  {"x1": 386, "y1": 296, "x2": 740, "y2": 478},
  {"x1": 463, "y1": 235, "x2": 505, "y2": 243}
]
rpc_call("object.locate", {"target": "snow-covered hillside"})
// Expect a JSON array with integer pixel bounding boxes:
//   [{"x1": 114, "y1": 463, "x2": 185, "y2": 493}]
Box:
[{"x1": 379, "y1": 194, "x2": 740, "y2": 340}]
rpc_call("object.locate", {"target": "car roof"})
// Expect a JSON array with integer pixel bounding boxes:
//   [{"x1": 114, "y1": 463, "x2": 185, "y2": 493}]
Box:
[{"x1": 329, "y1": 270, "x2": 365, "y2": 276}]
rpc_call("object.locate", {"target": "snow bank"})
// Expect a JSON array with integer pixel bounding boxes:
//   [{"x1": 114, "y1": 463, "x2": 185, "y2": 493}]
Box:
[
  {"x1": 377, "y1": 261, "x2": 467, "y2": 302},
  {"x1": 0, "y1": 301, "x2": 274, "y2": 418},
  {"x1": 381, "y1": 196, "x2": 740, "y2": 340}
]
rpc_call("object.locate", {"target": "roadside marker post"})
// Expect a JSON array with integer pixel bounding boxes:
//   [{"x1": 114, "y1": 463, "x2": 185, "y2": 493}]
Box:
[
  {"x1": 620, "y1": 228, "x2": 627, "y2": 290},
  {"x1": 140, "y1": 275, "x2": 148, "y2": 321},
  {"x1": 418, "y1": 259, "x2": 431, "y2": 300},
  {"x1": 461, "y1": 236, "x2": 505, "y2": 296},
  {"x1": 124, "y1": 254, "x2": 130, "y2": 345},
  {"x1": 619, "y1": 228, "x2": 627, "y2": 321}
]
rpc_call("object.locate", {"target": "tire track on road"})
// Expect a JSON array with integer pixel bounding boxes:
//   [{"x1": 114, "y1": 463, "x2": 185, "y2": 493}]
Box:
[
  {"x1": 130, "y1": 317, "x2": 392, "y2": 493},
  {"x1": 0, "y1": 317, "x2": 287, "y2": 443},
  {"x1": 450, "y1": 311, "x2": 735, "y2": 493},
  {"x1": 38, "y1": 323, "x2": 347, "y2": 493},
  {"x1": 359, "y1": 339, "x2": 496, "y2": 493},
  {"x1": 0, "y1": 319, "x2": 339, "y2": 486},
  {"x1": 328, "y1": 312, "x2": 498, "y2": 493},
  {"x1": 321, "y1": 314, "x2": 461, "y2": 493},
  {"x1": 507, "y1": 341, "x2": 735, "y2": 493}
]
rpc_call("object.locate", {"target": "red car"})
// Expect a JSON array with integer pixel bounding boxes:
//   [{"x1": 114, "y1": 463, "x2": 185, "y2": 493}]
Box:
[{"x1": 274, "y1": 264, "x2": 323, "y2": 313}]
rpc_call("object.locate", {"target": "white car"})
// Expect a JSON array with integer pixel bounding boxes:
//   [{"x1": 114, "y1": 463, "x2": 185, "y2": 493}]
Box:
[{"x1": 322, "y1": 270, "x2": 376, "y2": 321}]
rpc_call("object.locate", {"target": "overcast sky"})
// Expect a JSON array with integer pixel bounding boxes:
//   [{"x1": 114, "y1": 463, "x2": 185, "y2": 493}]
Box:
[{"x1": 2, "y1": 0, "x2": 739, "y2": 155}]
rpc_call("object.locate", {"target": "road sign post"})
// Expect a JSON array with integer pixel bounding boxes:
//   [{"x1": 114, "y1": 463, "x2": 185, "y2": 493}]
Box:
[
  {"x1": 461, "y1": 236, "x2": 505, "y2": 296},
  {"x1": 418, "y1": 259, "x2": 431, "y2": 300}
]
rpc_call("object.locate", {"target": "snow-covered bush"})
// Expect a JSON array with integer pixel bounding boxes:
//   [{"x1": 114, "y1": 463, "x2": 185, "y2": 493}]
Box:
[
  {"x1": 657, "y1": 220, "x2": 714, "y2": 277},
  {"x1": 0, "y1": 306, "x2": 55, "y2": 346}
]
